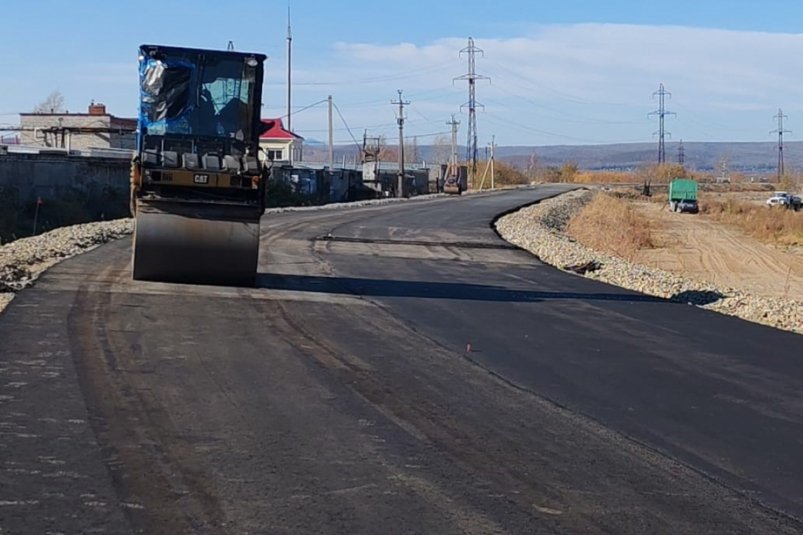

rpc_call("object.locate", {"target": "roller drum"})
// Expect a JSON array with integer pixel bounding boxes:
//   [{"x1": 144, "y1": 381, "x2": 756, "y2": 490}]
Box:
[{"x1": 133, "y1": 200, "x2": 261, "y2": 286}]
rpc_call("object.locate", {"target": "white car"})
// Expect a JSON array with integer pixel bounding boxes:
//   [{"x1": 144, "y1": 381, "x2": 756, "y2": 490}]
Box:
[{"x1": 767, "y1": 192, "x2": 802, "y2": 209}]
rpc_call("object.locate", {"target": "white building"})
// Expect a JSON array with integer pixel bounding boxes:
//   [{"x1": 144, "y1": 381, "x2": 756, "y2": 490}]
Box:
[
  {"x1": 19, "y1": 102, "x2": 136, "y2": 151},
  {"x1": 259, "y1": 118, "x2": 303, "y2": 163}
]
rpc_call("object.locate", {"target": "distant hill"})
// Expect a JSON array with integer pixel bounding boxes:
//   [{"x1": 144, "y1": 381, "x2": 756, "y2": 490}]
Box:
[
  {"x1": 303, "y1": 141, "x2": 802, "y2": 175},
  {"x1": 495, "y1": 142, "x2": 798, "y2": 174}
]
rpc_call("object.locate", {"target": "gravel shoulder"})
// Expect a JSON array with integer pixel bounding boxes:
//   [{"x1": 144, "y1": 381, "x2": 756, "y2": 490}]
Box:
[
  {"x1": 0, "y1": 219, "x2": 134, "y2": 313},
  {"x1": 496, "y1": 189, "x2": 803, "y2": 335}
]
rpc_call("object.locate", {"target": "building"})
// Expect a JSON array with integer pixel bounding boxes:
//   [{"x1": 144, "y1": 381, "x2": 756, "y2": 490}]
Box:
[
  {"x1": 19, "y1": 102, "x2": 136, "y2": 151},
  {"x1": 259, "y1": 118, "x2": 303, "y2": 163}
]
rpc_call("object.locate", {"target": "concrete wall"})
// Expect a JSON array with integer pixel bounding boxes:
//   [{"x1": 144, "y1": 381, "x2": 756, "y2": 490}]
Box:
[
  {"x1": 0, "y1": 152, "x2": 130, "y2": 201},
  {"x1": 0, "y1": 152, "x2": 131, "y2": 242}
]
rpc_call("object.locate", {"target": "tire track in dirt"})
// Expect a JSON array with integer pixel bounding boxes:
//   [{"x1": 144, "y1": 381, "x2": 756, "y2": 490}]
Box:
[{"x1": 632, "y1": 201, "x2": 803, "y2": 300}]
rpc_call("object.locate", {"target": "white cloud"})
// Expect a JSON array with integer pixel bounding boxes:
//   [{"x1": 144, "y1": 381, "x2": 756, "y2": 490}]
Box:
[{"x1": 289, "y1": 24, "x2": 803, "y2": 145}]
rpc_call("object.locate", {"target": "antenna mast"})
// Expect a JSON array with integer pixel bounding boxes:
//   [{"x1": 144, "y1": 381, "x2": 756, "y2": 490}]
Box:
[{"x1": 286, "y1": 4, "x2": 292, "y2": 132}]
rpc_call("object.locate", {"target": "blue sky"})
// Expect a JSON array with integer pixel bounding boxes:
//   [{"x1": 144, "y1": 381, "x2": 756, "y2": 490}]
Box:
[{"x1": 3, "y1": 1, "x2": 803, "y2": 148}]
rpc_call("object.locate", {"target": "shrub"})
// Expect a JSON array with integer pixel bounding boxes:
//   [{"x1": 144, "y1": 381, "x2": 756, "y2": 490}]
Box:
[{"x1": 566, "y1": 193, "x2": 654, "y2": 260}]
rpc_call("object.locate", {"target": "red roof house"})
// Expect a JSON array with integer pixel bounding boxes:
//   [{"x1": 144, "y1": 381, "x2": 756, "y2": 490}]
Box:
[{"x1": 259, "y1": 118, "x2": 303, "y2": 162}]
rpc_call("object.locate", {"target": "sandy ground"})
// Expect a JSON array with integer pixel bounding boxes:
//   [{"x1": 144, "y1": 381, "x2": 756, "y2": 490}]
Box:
[{"x1": 632, "y1": 201, "x2": 803, "y2": 301}]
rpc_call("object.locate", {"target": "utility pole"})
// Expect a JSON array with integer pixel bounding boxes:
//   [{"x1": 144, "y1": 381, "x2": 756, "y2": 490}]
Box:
[
  {"x1": 454, "y1": 37, "x2": 490, "y2": 183},
  {"x1": 447, "y1": 115, "x2": 460, "y2": 166},
  {"x1": 771, "y1": 108, "x2": 790, "y2": 180},
  {"x1": 286, "y1": 5, "x2": 292, "y2": 132},
  {"x1": 490, "y1": 135, "x2": 496, "y2": 189},
  {"x1": 327, "y1": 95, "x2": 334, "y2": 169},
  {"x1": 649, "y1": 83, "x2": 675, "y2": 164},
  {"x1": 678, "y1": 139, "x2": 685, "y2": 165},
  {"x1": 392, "y1": 89, "x2": 410, "y2": 198}
]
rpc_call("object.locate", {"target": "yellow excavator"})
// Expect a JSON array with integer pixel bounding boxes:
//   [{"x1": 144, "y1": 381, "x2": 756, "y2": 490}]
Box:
[{"x1": 130, "y1": 44, "x2": 268, "y2": 286}]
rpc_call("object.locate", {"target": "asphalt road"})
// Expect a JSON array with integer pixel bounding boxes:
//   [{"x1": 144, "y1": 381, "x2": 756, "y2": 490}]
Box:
[{"x1": 1, "y1": 185, "x2": 802, "y2": 534}]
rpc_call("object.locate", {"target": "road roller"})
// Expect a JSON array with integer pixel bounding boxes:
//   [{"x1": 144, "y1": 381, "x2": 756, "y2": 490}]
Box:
[
  {"x1": 131, "y1": 44, "x2": 268, "y2": 286},
  {"x1": 443, "y1": 162, "x2": 464, "y2": 194}
]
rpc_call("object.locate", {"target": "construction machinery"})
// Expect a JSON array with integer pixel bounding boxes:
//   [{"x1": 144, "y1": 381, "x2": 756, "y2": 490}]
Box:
[
  {"x1": 130, "y1": 44, "x2": 268, "y2": 285},
  {"x1": 668, "y1": 178, "x2": 699, "y2": 213},
  {"x1": 441, "y1": 161, "x2": 470, "y2": 195},
  {"x1": 443, "y1": 162, "x2": 463, "y2": 195}
]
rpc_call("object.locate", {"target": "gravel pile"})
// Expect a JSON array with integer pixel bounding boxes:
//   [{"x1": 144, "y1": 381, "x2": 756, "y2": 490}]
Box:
[
  {"x1": 0, "y1": 219, "x2": 134, "y2": 310},
  {"x1": 496, "y1": 189, "x2": 803, "y2": 335}
]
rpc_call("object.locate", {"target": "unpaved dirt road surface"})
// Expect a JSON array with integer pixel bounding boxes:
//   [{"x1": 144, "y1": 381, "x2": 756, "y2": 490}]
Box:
[
  {"x1": 632, "y1": 200, "x2": 803, "y2": 300},
  {"x1": 2, "y1": 186, "x2": 803, "y2": 534}
]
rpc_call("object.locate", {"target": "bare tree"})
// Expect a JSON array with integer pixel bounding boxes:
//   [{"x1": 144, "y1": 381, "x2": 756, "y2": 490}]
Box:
[
  {"x1": 404, "y1": 137, "x2": 419, "y2": 165},
  {"x1": 430, "y1": 135, "x2": 452, "y2": 166},
  {"x1": 526, "y1": 151, "x2": 541, "y2": 181},
  {"x1": 376, "y1": 136, "x2": 399, "y2": 162},
  {"x1": 33, "y1": 90, "x2": 65, "y2": 113}
]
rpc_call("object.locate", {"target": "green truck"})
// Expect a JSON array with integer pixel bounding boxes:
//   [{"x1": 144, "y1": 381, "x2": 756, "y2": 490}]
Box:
[{"x1": 668, "y1": 178, "x2": 699, "y2": 213}]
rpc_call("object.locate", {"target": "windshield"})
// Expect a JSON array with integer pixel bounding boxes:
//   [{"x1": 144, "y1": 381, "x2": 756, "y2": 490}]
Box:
[{"x1": 139, "y1": 49, "x2": 260, "y2": 142}]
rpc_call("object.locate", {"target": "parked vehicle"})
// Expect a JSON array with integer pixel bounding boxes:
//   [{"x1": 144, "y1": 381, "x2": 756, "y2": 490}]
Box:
[
  {"x1": 668, "y1": 178, "x2": 698, "y2": 213},
  {"x1": 677, "y1": 199, "x2": 699, "y2": 213},
  {"x1": 766, "y1": 191, "x2": 802, "y2": 210}
]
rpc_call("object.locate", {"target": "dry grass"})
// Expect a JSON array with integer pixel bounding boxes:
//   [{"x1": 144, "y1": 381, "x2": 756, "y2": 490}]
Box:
[
  {"x1": 571, "y1": 171, "x2": 639, "y2": 184},
  {"x1": 566, "y1": 193, "x2": 655, "y2": 259},
  {"x1": 700, "y1": 197, "x2": 803, "y2": 246}
]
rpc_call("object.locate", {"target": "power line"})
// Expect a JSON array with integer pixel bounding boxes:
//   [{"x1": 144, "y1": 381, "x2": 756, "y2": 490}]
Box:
[
  {"x1": 482, "y1": 113, "x2": 601, "y2": 144},
  {"x1": 408, "y1": 103, "x2": 433, "y2": 124},
  {"x1": 454, "y1": 37, "x2": 490, "y2": 177},
  {"x1": 277, "y1": 99, "x2": 328, "y2": 120},
  {"x1": 289, "y1": 61, "x2": 455, "y2": 87},
  {"x1": 481, "y1": 91, "x2": 644, "y2": 127},
  {"x1": 331, "y1": 101, "x2": 361, "y2": 151},
  {"x1": 771, "y1": 108, "x2": 791, "y2": 180},
  {"x1": 648, "y1": 83, "x2": 675, "y2": 164},
  {"x1": 405, "y1": 130, "x2": 450, "y2": 139}
]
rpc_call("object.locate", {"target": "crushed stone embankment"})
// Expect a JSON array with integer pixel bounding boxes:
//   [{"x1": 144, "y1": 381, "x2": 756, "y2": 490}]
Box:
[
  {"x1": 495, "y1": 190, "x2": 803, "y2": 335},
  {"x1": 0, "y1": 220, "x2": 134, "y2": 312}
]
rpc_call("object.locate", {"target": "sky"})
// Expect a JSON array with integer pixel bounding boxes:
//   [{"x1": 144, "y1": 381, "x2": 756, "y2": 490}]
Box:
[{"x1": 2, "y1": 0, "x2": 803, "y2": 148}]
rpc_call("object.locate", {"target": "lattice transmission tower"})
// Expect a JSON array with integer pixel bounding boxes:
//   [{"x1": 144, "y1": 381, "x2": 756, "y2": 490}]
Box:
[
  {"x1": 771, "y1": 108, "x2": 791, "y2": 180},
  {"x1": 454, "y1": 37, "x2": 490, "y2": 178},
  {"x1": 649, "y1": 83, "x2": 675, "y2": 164}
]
